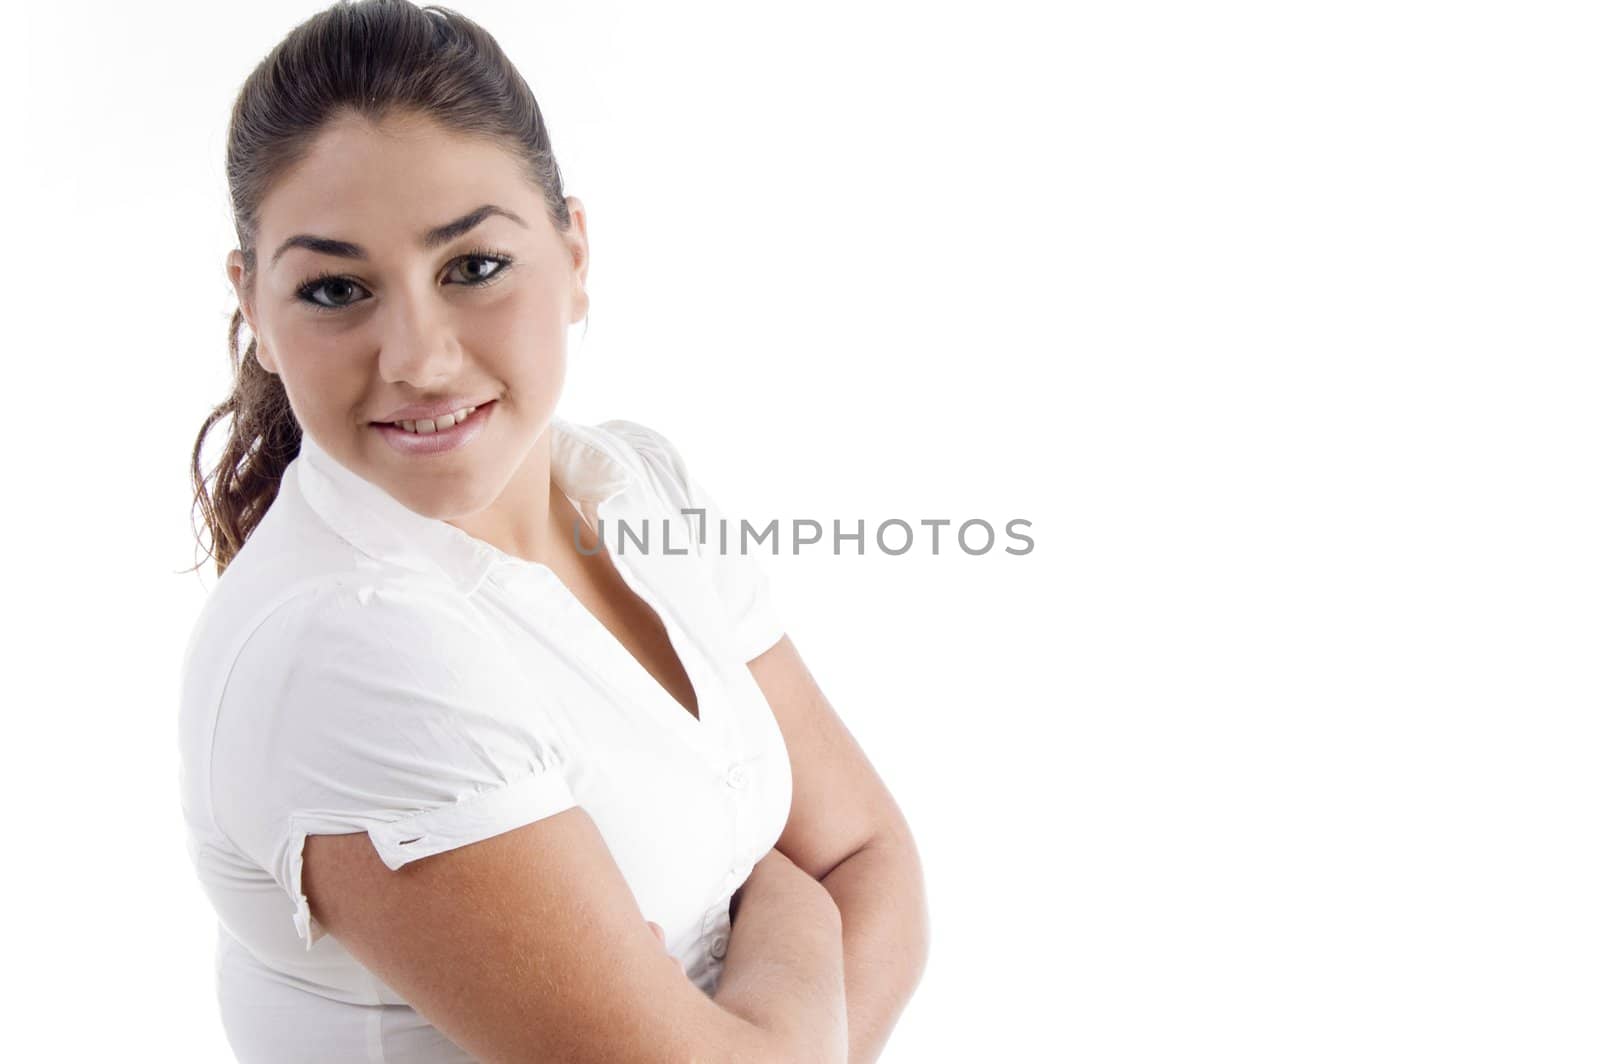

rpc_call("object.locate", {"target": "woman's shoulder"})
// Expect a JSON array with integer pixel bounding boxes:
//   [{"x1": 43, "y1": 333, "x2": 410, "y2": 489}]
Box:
[
  {"x1": 587, "y1": 417, "x2": 699, "y2": 506},
  {"x1": 179, "y1": 555, "x2": 473, "y2": 769},
  {"x1": 189, "y1": 569, "x2": 476, "y2": 686},
  {"x1": 182, "y1": 574, "x2": 510, "y2": 813}
]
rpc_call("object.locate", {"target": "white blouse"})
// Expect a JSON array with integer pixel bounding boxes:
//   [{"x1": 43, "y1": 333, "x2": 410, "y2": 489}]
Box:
[{"x1": 177, "y1": 416, "x2": 793, "y2": 1063}]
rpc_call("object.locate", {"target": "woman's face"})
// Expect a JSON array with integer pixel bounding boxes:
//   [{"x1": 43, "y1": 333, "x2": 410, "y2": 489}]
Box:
[{"x1": 228, "y1": 109, "x2": 588, "y2": 521}]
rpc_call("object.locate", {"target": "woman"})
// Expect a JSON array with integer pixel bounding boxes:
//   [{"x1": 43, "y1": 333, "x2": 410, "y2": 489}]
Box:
[{"x1": 177, "y1": 2, "x2": 928, "y2": 1062}]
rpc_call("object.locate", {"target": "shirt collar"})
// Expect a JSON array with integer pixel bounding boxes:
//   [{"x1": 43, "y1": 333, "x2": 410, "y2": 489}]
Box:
[{"x1": 293, "y1": 415, "x2": 637, "y2": 596}]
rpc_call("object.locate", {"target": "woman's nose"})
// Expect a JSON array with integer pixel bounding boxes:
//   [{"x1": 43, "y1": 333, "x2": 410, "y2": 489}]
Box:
[{"x1": 376, "y1": 297, "x2": 464, "y2": 387}]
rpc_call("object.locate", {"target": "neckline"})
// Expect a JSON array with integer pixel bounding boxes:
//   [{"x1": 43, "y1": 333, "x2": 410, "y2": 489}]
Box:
[{"x1": 491, "y1": 496, "x2": 724, "y2": 749}]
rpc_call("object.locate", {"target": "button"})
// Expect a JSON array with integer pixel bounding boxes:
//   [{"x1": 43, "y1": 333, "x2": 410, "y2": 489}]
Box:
[
  {"x1": 709, "y1": 934, "x2": 728, "y2": 959},
  {"x1": 725, "y1": 764, "x2": 747, "y2": 789}
]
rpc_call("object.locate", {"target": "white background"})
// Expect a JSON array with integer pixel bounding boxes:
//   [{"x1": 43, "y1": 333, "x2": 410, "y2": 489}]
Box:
[{"x1": 6, "y1": 1, "x2": 1597, "y2": 1060}]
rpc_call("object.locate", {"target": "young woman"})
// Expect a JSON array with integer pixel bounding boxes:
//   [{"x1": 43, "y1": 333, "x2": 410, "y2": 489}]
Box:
[{"x1": 177, "y1": 2, "x2": 927, "y2": 1062}]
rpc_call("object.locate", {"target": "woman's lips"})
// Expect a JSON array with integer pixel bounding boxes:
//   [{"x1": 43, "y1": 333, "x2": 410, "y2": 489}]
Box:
[{"x1": 372, "y1": 398, "x2": 497, "y2": 456}]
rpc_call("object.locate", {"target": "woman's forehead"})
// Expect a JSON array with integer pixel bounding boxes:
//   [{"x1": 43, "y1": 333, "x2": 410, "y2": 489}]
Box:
[{"x1": 260, "y1": 123, "x2": 539, "y2": 264}]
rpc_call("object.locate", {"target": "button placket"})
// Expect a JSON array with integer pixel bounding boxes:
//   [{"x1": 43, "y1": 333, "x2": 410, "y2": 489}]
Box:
[{"x1": 702, "y1": 903, "x2": 732, "y2": 961}]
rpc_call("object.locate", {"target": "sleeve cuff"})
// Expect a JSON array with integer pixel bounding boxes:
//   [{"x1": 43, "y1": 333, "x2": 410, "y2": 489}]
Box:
[
  {"x1": 731, "y1": 592, "x2": 785, "y2": 663},
  {"x1": 285, "y1": 769, "x2": 580, "y2": 951},
  {"x1": 365, "y1": 769, "x2": 579, "y2": 871}
]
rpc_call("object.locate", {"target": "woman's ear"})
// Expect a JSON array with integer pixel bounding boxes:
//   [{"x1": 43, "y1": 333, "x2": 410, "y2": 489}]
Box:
[
  {"x1": 564, "y1": 195, "x2": 590, "y2": 324},
  {"x1": 225, "y1": 250, "x2": 278, "y2": 374}
]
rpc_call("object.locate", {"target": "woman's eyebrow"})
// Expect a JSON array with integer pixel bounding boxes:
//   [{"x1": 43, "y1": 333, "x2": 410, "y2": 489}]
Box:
[{"x1": 269, "y1": 204, "x2": 528, "y2": 269}]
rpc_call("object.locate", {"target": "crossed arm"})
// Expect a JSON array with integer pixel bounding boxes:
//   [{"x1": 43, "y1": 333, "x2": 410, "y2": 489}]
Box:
[{"x1": 728, "y1": 635, "x2": 931, "y2": 1064}]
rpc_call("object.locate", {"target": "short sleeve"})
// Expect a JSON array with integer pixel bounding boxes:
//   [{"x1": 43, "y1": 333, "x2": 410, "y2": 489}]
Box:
[
  {"x1": 601, "y1": 419, "x2": 787, "y2": 662},
  {"x1": 210, "y1": 580, "x2": 579, "y2": 950}
]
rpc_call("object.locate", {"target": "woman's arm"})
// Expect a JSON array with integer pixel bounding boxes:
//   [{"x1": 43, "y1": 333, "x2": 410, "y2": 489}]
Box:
[
  {"x1": 742, "y1": 637, "x2": 932, "y2": 1063},
  {"x1": 713, "y1": 848, "x2": 849, "y2": 1064},
  {"x1": 817, "y1": 828, "x2": 929, "y2": 1064},
  {"x1": 723, "y1": 835, "x2": 927, "y2": 1064}
]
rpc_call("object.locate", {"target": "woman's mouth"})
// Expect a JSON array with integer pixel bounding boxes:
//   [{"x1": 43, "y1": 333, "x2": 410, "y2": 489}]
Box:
[{"x1": 372, "y1": 399, "x2": 497, "y2": 456}]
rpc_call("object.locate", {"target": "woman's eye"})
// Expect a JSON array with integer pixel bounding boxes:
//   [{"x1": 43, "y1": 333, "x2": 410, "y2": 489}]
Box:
[
  {"x1": 448, "y1": 255, "x2": 509, "y2": 285},
  {"x1": 301, "y1": 278, "x2": 369, "y2": 310}
]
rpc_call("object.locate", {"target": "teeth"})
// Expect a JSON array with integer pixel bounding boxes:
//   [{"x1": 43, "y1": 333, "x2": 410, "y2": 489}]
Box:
[{"x1": 396, "y1": 405, "x2": 475, "y2": 434}]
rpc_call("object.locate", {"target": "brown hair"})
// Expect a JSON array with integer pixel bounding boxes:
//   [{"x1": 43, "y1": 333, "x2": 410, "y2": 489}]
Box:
[{"x1": 188, "y1": 0, "x2": 574, "y2": 577}]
